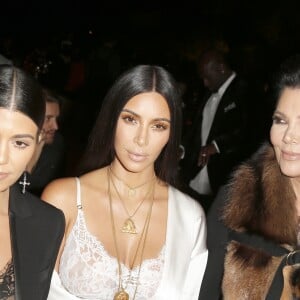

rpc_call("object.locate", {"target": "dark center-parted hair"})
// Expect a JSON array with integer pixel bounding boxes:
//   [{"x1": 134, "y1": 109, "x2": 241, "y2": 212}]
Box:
[
  {"x1": 78, "y1": 64, "x2": 182, "y2": 186},
  {"x1": 0, "y1": 65, "x2": 45, "y2": 130},
  {"x1": 271, "y1": 54, "x2": 300, "y2": 108}
]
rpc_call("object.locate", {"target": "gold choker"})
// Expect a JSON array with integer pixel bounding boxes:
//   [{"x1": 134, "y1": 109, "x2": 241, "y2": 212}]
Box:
[{"x1": 109, "y1": 166, "x2": 156, "y2": 197}]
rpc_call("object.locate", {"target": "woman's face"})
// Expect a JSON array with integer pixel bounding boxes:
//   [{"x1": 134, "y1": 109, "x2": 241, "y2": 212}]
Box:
[
  {"x1": 270, "y1": 87, "x2": 300, "y2": 178},
  {"x1": 0, "y1": 108, "x2": 38, "y2": 192},
  {"x1": 114, "y1": 92, "x2": 171, "y2": 173}
]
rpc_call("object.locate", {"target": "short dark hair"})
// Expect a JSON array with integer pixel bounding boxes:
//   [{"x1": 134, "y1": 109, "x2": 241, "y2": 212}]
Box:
[
  {"x1": 0, "y1": 65, "x2": 45, "y2": 129},
  {"x1": 78, "y1": 64, "x2": 182, "y2": 186},
  {"x1": 43, "y1": 87, "x2": 62, "y2": 107},
  {"x1": 271, "y1": 54, "x2": 300, "y2": 106},
  {"x1": 198, "y1": 47, "x2": 230, "y2": 68}
]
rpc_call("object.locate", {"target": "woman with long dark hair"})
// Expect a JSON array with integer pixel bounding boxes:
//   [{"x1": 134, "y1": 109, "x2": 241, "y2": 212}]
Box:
[
  {"x1": 44, "y1": 64, "x2": 207, "y2": 299},
  {"x1": 0, "y1": 65, "x2": 64, "y2": 300}
]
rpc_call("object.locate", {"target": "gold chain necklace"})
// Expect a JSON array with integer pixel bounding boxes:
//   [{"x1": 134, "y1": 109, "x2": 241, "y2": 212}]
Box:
[
  {"x1": 109, "y1": 166, "x2": 156, "y2": 197},
  {"x1": 110, "y1": 171, "x2": 154, "y2": 234},
  {"x1": 108, "y1": 168, "x2": 155, "y2": 300}
]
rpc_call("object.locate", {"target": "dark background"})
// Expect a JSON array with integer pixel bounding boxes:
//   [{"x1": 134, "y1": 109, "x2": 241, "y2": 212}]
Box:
[
  {"x1": 3, "y1": 1, "x2": 300, "y2": 51},
  {"x1": 2, "y1": 0, "x2": 300, "y2": 74},
  {"x1": 3, "y1": 0, "x2": 300, "y2": 70}
]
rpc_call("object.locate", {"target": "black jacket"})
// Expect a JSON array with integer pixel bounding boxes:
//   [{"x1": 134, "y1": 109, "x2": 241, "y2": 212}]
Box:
[
  {"x1": 9, "y1": 184, "x2": 65, "y2": 300},
  {"x1": 181, "y1": 75, "x2": 256, "y2": 195}
]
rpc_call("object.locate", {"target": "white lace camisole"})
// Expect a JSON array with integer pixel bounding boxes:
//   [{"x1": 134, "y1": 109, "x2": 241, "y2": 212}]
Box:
[{"x1": 59, "y1": 177, "x2": 165, "y2": 299}]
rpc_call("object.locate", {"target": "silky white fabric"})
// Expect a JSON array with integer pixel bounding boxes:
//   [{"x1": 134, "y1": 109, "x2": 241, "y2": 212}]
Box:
[
  {"x1": 201, "y1": 93, "x2": 221, "y2": 146},
  {"x1": 47, "y1": 185, "x2": 208, "y2": 300},
  {"x1": 190, "y1": 165, "x2": 212, "y2": 195}
]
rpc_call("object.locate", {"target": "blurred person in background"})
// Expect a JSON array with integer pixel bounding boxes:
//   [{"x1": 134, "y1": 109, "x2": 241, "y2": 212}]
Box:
[
  {"x1": 27, "y1": 88, "x2": 66, "y2": 196},
  {"x1": 181, "y1": 47, "x2": 256, "y2": 212}
]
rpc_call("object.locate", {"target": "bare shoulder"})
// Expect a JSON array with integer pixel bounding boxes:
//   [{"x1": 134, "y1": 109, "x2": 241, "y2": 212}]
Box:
[
  {"x1": 41, "y1": 168, "x2": 107, "y2": 218},
  {"x1": 79, "y1": 168, "x2": 108, "y2": 192},
  {"x1": 41, "y1": 177, "x2": 78, "y2": 215}
]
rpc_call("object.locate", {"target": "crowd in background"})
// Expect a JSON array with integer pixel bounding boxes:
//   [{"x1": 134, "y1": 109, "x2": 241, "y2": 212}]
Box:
[{"x1": 0, "y1": 27, "x2": 297, "y2": 179}]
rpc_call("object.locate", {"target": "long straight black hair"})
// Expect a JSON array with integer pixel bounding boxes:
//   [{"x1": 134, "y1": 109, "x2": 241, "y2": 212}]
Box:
[{"x1": 78, "y1": 65, "x2": 182, "y2": 186}]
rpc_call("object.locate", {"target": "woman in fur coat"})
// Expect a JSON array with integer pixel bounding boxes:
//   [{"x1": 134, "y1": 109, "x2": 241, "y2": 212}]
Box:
[{"x1": 199, "y1": 54, "x2": 300, "y2": 299}]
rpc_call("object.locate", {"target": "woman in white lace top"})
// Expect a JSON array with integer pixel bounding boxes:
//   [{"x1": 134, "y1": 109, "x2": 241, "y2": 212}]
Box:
[{"x1": 43, "y1": 65, "x2": 208, "y2": 300}]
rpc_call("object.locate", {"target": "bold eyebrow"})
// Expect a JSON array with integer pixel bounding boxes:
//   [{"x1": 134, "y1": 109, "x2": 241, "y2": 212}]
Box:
[
  {"x1": 13, "y1": 134, "x2": 35, "y2": 140},
  {"x1": 273, "y1": 110, "x2": 300, "y2": 120},
  {"x1": 272, "y1": 111, "x2": 283, "y2": 117},
  {"x1": 273, "y1": 110, "x2": 284, "y2": 115},
  {"x1": 121, "y1": 108, "x2": 171, "y2": 123},
  {"x1": 122, "y1": 108, "x2": 139, "y2": 117}
]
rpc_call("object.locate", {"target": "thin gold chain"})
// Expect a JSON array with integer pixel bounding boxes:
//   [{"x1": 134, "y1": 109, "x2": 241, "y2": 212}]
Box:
[
  {"x1": 108, "y1": 168, "x2": 155, "y2": 299},
  {"x1": 109, "y1": 165, "x2": 156, "y2": 195},
  {"x1": 110, "y1": 172, "x2": 154, "y2": 219}
]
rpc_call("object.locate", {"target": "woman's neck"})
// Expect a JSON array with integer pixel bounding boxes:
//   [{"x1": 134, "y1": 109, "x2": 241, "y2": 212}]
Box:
[
  {"x1": 110, "y1": 162, "x2": 156, "y2": 187},
  {"x1": 0, "y1": 189, "x2": 9, "y2": 215}
]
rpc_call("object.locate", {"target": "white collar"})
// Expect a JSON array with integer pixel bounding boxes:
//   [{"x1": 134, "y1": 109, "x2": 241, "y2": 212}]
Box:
[{"x1": 217, "y1": 71, "x2": 236, "y2": 97}]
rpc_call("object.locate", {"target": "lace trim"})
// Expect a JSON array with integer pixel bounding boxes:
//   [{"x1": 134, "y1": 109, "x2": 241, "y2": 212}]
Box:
[
  {"x1": 59, "y1": 209, "x2": 165, "y2": 299},
  {"x1": 0, "y1": 259, "x2": 15, "y2": 299}
]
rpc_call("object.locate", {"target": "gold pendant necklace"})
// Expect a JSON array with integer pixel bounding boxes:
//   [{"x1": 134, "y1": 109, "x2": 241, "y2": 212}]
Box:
[
  {"x1": 128, "y1": 188, "x2": 136, "y2": 197},
  {"x1": 121, "y1": 218, "x2": 137, "y2": 234},
  {"x1": 110, "y1": 166, "x2": 155, "y2": 234},
  {"x1": 113, "y1": 289, "x2": 129, "y2": 300},
  {"x1": 108, "y1": 168, "x2": 155, "y2": 300}
]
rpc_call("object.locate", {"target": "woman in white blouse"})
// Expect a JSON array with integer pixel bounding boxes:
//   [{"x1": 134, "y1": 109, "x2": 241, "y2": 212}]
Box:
[{"x1": 44, "y1": 65, "x2": 208, "y2": 300}]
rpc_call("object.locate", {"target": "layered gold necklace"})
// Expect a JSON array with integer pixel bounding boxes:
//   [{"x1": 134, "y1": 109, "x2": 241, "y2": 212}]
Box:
[
  {"x1": 107, "y1": 168, "x2": 155, "y2": 300},
  {"x1": 109, "y1": 166, "x2": 156, "y2": 197},
  {"x1": 109, "y1": 166, "x2": 156, "y2": 234}
]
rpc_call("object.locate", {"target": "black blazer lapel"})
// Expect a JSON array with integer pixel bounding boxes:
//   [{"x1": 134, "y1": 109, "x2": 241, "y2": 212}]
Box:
[
  {"x1": 207, "y1": 78, "x2": 238, "y2": 142},
  {"x1": 9, "y1": 185, "x2": 32, "y2": 300},
  {"x1": 9, "y1": 184, "x2": 65, "y2": 300}
]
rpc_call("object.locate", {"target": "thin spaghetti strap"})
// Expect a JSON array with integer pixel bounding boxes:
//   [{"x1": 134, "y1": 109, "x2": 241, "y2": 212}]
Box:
[{"x1": 75, "y1": 177, "x2": 83, "y2": 209}]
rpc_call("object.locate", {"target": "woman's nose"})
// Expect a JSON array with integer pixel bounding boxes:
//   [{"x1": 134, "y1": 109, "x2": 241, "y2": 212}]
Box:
[
  {"x1": 283, "y1": 127, "x2": 299, "y2": 144},
  {"x1": 134, "y1": 126, "x2": 148, "y2": 146}
]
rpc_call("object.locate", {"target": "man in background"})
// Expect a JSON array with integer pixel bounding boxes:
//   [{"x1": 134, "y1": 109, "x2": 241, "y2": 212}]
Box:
[
  {"x1": 181, "y1": 48, "x2": 258, "y2": 211},
  {"x1": 27, "y1": 88, "x2": 66, "y2": 196}
]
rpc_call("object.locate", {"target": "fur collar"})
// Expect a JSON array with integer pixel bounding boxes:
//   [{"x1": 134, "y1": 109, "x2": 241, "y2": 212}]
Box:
[{"x1": 223, "y1": 142, "x2": 298, "y2": 247}]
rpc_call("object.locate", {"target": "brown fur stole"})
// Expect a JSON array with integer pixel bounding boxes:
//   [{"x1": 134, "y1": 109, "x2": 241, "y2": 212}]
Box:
[{"x1": 221, "y1": 143, "x2": 299, "y2": 299}]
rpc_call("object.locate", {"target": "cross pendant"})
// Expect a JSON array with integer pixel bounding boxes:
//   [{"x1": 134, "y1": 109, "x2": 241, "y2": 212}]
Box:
[{"x1": 19, "y1": 172, "x2": 30, "y2": 194}]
